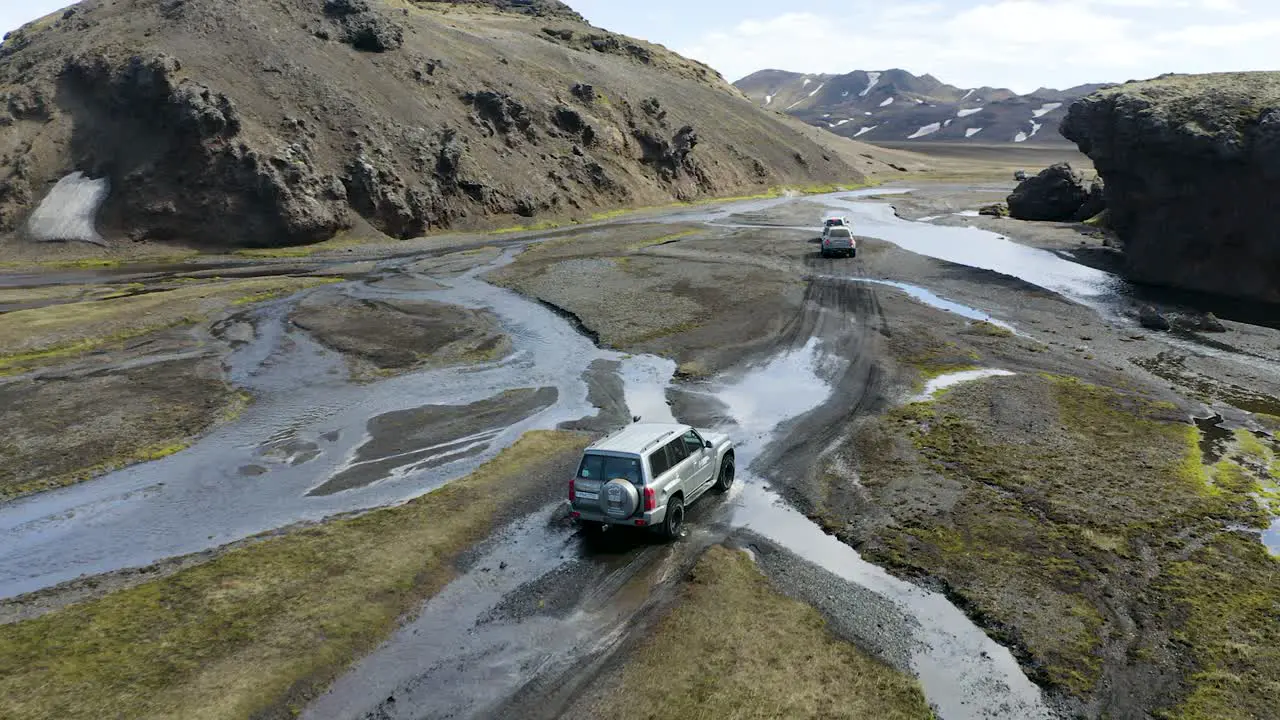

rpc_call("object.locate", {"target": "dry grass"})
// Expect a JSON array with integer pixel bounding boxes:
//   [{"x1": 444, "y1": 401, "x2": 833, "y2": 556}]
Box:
[
  {"x1": 0, "y1": 276, "x2": 338, "y2": 373},
  {"x1": 0, "y1": 430, "x2": 590, "y2": 720},
  {"x1": 587, "y1": 546, "x2": 933, "y2": 720}
]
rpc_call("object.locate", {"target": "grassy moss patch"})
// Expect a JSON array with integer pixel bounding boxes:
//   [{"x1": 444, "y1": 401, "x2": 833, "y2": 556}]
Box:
[
  {"x1": 0, "y1": 276, "x2": 338, "y2": 374},
  {"x1": 0, "y1": 430, "x2": 589, "y2": 720},
  {"x1": 584, "y1": 546, "x2": 933, "y2": 720},
  {"x1": 856, "y1": 373, "x2": 1278, "y2": 708}
]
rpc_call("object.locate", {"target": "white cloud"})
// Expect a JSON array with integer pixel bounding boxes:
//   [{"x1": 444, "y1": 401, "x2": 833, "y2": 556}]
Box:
[{"x1": 680, "y1": 0, "x2": 1280, "y2": 92}]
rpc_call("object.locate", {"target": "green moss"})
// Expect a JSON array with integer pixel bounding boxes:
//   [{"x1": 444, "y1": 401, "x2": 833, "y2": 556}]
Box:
[
  {"x1": 622, "y1": 319, "x2": 701, "y2": 345},
  {"x1": 589, "y1": 208, "x2": 631, "y2": 221},
  {"x1": 488, "y1": 219, "x2": 566, "y2": 235},
  {"x1": 965, "y1": 321, "x2": 1014, "y2": 338},
  {"x1": 860, "y1": 374, "x2": 1278, "y2": 703},
  {"x1": 1, "y1": 439, "x2": 195, "y2": 501},
  {"x1": 1154, "y1": 534, "x2": 1280, "y2": 720}
]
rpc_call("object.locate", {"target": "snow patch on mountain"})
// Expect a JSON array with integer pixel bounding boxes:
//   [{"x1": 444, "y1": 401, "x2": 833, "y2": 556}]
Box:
[
  {"x1": 908, "y1": 122, "x2": 942, "y2": 139},
  {"x1": 808, "y1": 82, "x2": 825, "y2": 97},
  {"x1": 879, "y1": 96, "x2": 894, "y2": 107},
  {"x1": 1032, "y1": 102, "x2": 1063, "y2": 118},
  {"x1": 854, "y1": 125, "x2": 877, "y2": 137},
  {"x1": 956, "y1": 108, "x2": 983, "y2": 118},
  {"x1": 966, "y1": 127, "x2": 983, "y2": 137},
  {"x1": 861, "y1": 71, "x2": 881, "y2": 97}
]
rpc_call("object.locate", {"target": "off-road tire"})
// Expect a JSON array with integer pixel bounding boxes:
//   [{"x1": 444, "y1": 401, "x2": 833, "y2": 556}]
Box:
[
  {"x1": 658, "y1": 495, "x2": 684, "y2": 541},
  {"x1": 714, "y1": 455, "x2": 735, "y2": 492}
]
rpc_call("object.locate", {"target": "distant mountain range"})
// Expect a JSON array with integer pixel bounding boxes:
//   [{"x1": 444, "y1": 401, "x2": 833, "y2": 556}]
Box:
[{"x1": 734, "y1": 68, "x2": 1111, "y2": 145}]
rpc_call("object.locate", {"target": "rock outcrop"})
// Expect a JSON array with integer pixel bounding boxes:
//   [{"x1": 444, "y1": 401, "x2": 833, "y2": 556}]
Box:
[
  {"x1": 0, "y1": 0, "x2": 873, "y2": 251},
  {"x1": 1006, "y1": 163, "x2": 1092, "y2": 221},
  {"x1": 1061, "y1": 73, "x2": 1280, "y2": 304}
]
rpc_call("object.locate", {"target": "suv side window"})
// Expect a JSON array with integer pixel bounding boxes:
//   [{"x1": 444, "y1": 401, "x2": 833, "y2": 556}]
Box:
[
  {"x1": 682, "y1": 430, "x2": 704, "y2": 456},
  {"x1": 664, "y1": 437, "x2": 690, "y2": 469},
  {"x1": 648, "y1": 447, "x2": 671, "y2": 479}
]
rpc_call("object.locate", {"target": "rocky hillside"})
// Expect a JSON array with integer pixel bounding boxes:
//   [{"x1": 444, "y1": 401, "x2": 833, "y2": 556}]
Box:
[
  {"x1": 1062, "y1": 72, "x2": 1280, "y2": 305},
  {"x1": 0, "y1": 0, "x2": 883, "y2": 250},
  {"x1": 736, "y1": 68, "x2": 1108, "y2": 145}
]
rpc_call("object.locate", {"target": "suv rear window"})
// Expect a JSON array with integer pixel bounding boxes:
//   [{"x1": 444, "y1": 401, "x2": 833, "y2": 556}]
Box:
[
  {"x1": 578, "y1": 453, "x2": 643, "y2": 485},
  {"x1": 826, "y1": 227, "x2": 852, "y2": 238}
]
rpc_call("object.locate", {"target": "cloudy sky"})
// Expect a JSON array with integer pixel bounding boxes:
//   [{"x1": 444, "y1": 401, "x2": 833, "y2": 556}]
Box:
[{"x1": 4, "y1": 0, "x2": 1276, "y2": 92}]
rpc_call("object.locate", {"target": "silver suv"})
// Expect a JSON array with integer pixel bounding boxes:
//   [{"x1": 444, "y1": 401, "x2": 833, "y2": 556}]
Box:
[
  {"x1": 820, "y1": 225, "x2": 857, "y2": 258},
  {"x1": 570, "y1": 422, "x2": 735, "y2": 540}
]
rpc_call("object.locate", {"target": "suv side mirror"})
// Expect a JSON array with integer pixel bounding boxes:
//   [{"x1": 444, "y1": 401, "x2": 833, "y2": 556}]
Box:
[{"x1": 704, "y1": 440, "x2": 713, "y2": 449}]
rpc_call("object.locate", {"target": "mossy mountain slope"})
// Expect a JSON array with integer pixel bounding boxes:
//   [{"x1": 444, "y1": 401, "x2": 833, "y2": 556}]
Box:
[{"x1": 0, "y1": 0, "x2": 871, "y2": 249}]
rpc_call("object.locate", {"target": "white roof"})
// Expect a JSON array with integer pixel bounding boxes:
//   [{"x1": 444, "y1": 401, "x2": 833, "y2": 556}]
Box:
[{"x1": 589, "y1": 422, "x2": 687, "y2": 454}]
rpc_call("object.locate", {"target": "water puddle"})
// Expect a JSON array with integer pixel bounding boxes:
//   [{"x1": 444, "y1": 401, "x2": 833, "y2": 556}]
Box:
[
  {"x1": 852, "y1": 278, "x2": 1016, "y2": 331},
  {"x1": 715, "y1": 337, "x2": 831, "y2": 444},
  {"x1": 1194, "y1": 414, "x2": 1232, "y2": 465},
  {"x1": 912, "y1": 369, "x2": 1016, "y2": 403},
  {"x1": 618, "y1": 355, "x2": 678, "y2": 424}
]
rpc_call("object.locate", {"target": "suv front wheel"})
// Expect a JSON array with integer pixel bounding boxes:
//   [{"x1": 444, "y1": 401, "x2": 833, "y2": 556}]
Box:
[
  {"x1": 715, "y1": 456, "x2": 735, "y2": 492},
  {"x1": 658, "y1": 495, "x2": 684, "y2": 541}
]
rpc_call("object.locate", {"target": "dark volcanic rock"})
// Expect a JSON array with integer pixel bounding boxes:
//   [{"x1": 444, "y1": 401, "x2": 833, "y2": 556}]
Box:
[
  {"x1": 1073, "y1": 177, "x2": 1105, "y2": 222},
  {"x1": 1138, "y1": 305, "x2": 1170, "y2": 331},
  {"x1": 1006, "y1": 163, "x2": 1090, "y2": 221},
  {"x1": 52, "y1": 53, "x2": 349, "y2": 245},
  {"x1": 1061, "y1": 73, "x2": 1280, "y2": 303},
  {"x1": 324, "y1": 0, "x2": 404, "y2": 52}
]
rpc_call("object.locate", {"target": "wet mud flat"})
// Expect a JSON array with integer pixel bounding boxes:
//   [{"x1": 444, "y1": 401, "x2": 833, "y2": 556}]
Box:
[{"x1": 290, "y1": 292, "x2": 511, "y2": 380}]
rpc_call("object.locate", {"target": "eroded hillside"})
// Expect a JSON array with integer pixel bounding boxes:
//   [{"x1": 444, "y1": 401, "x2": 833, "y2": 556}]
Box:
[{"x1": 0, "y1": 0, "x2": 884, "y2": 249}]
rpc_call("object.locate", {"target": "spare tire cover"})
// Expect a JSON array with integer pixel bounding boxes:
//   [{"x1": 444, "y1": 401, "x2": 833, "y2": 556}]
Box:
[{"x1": 599, "y1": 478, "x2": 640, "y2": 519}]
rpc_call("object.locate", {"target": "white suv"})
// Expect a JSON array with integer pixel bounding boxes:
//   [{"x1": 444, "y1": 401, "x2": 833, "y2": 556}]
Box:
[{"x1": 569, "y1": 422, "x2": 735, "y2": 540}]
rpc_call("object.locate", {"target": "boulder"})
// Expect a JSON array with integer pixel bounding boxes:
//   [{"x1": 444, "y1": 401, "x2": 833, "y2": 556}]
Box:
[
  {"x1": 979, "y1": 202, "x2": 1008, "y2": 217},
  {"x1": 1006, "y1": 163, "x2": 1091, "y2": 221},
  {"x1": 1073, "y1": 177, "x2": 1105, "y2": 222},
  {"x1": 1177, "y1": 312, "x2": 1228, "y2": 333},
  {"x1": 1061, "y1": 73, "x2": 1280, "y2": 304},
  {"x1": 1138, "y1": 305, "x2": 1170, "y2": 331}
]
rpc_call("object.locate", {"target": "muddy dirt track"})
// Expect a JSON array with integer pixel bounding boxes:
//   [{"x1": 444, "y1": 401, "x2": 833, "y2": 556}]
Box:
[{"x1": 2, "y1": 185, "x2": 1279, "y2": 720}]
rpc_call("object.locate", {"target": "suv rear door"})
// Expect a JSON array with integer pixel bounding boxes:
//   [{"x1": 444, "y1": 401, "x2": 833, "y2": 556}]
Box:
[
  {"x1": 680, "y1": 429, "x2": 715, "y2": 493},
  {"x1": 648, "y1": 435, "x2": 693, "y2": 505}
]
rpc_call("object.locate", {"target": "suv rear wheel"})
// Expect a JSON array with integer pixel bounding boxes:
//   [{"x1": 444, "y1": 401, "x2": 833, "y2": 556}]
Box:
[{"x1": 658, "y1": 495, "x2": 684, "y2": 541}]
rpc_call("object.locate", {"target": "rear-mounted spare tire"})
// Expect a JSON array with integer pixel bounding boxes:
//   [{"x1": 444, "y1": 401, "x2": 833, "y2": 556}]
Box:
[{"x1": 599, "y1": 478, "x2": 640, "y2": 519}]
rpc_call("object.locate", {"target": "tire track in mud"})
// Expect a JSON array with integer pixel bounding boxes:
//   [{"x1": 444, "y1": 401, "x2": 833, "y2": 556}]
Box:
[{"x1": 753, "y1": 260, "x2": 892, "y2": 510}]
